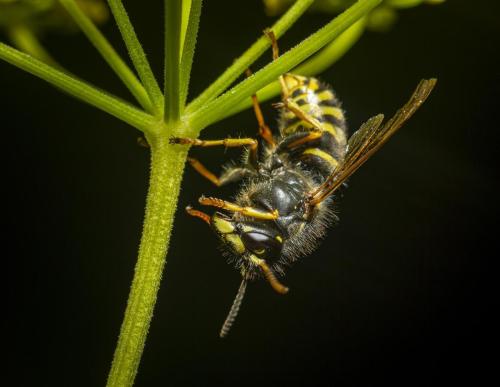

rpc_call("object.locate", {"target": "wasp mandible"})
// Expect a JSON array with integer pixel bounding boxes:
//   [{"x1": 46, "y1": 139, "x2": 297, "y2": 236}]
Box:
[{"x1": 171, "y1": 31, "x2": 436, "y2": 338}]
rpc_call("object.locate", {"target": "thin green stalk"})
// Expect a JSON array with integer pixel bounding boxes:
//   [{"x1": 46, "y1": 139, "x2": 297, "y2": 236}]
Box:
[
  {"x1": 186, "y1": 0, "x2": 314, "y2": 114},
  {"x1": 179, "y1": 0, "x2": 202, "y2": 108},
  {"x1": 108, "y1": 0, "x2": 164, "y2": 115},
  {"x1": 106, "y1": 132, "x2": 189, "y2": 387},
  {"x1": 59, "y1": 0, "x2": 154, "y2": 113},
  {"x1": 7, "y1": 25, "x2": 59, "y2": 68},
  {"x1": 0, "y1": 42, "x2": 155, "y2": 132},
  {"x1": 188, "y1": 0, "x2": 382, "y2": 132},
  {"x1": 164, "y1": 0, "x2": 182, "y2": 122},
  {"x1": 225, "y1": 16, "x2": 368, "y2": 119},
  {"x1": 180, "y1": 0, "x2": 192, "y2": 53}
]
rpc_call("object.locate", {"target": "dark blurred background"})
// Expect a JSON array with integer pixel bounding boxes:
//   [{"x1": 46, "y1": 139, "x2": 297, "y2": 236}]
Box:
[{"x1": 2, "y1": 0, "x2": 499, "y2": 386}]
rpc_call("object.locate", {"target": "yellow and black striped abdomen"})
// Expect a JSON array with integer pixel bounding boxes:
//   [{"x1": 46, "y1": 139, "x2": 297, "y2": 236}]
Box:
[{"x1": 278, "y1": 74, "x2": 348, "y2": 179}]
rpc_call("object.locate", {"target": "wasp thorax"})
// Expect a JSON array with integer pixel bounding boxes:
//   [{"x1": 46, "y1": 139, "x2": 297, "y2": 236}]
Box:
[{"x1": 212, "y1": 213, "x2": 283, "y2": 262}]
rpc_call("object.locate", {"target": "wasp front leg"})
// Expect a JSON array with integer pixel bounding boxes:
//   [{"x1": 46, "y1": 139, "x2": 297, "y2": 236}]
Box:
[
  {"x1": 170, "y1": 137, "x2": 258, "y2": 165},
  {"x1": 185, "y1": 206, "x2": 211, "y2": 225},
  {"x1": 170, "y1": 136, "x2": 258, "y2": 186},
  {"x1": 198, "y1": 196, "x2": 279, "y2": 220},
  {"x1": 187, "y1": 158, "x2": 253, "y2": 187}
]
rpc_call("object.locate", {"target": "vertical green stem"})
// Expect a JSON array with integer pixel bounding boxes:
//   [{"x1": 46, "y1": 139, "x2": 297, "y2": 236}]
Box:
[
  {"x1": 164, "y1": 0, "x2": 182, "y2": 122},
  {"x1": 106, "y1": 133, "x2": 188, "y2": 387}
]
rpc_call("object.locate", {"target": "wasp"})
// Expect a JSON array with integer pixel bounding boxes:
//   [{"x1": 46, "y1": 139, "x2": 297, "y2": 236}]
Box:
[{"x1": 170, "y1": 31, "x2": 436, "y2": 337}]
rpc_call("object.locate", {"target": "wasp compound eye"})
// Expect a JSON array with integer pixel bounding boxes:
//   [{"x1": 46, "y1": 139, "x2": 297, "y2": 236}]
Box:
[{"x1": 241, "y1": 232, "x2": 282, "y2": 258}]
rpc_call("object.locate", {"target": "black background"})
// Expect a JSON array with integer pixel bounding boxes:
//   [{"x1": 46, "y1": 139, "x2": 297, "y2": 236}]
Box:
[{"x1": 2, "y1": 0, "x2": 499, "y2": 386}]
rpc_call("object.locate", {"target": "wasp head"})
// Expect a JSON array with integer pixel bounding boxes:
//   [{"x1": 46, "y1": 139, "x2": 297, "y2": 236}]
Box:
[{"x1": 211, "y1": 212, "x2": 284, "y2": 275}]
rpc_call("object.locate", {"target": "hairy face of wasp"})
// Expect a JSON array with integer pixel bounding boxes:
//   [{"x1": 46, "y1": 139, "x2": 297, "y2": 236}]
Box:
[{"x1": 211, "y1": 212, "x2": 284, "y2": 268}]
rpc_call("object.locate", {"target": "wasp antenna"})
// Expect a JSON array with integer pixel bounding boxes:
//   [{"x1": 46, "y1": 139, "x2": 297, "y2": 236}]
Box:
[{"x1": 220, "y1": 278, "x2": 247, "y2": 338}]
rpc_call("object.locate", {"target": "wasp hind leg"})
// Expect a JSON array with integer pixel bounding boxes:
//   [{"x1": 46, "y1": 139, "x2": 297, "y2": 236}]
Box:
[
  {"x1": 265, "y1": 30, "x2": 324, "y2": 132},
  {"x1": 264, "y1": 29, "x2": 289, "y2": 100},
  {"x1": 245, "y1": 68, "x2": 276, "y2": 147}
]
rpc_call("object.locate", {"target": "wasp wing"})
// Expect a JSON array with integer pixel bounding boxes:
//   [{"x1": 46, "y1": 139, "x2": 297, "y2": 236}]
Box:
[{"x1": 308, "y1": 78, "x2": 437, "y2": 205}]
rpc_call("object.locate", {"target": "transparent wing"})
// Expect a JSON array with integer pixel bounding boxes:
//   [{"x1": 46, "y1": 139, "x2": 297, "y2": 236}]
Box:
[{"x1": 308, "y1": 78, "x2": 437, "y2": 205}]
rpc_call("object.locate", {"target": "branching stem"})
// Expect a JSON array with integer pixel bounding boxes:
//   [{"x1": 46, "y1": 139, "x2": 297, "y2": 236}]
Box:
[
  {"x1": 59, "y1": 0, "x2": 154, "y2": 112},
  {"x1": 108, "y1": 0, "x2": 164, "y2": 115},
  {"x1": 0, "y1": 42, "x2": 155, "y2": 132}
]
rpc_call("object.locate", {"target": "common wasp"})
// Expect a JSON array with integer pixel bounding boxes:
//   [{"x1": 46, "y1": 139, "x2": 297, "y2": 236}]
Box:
[{"x1": 171, "y1": 31, "x2": 436, "y2": 337}]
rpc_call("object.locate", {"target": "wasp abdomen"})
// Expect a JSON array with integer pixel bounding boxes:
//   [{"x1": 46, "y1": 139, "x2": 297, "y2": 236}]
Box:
[{"x1": 278, "y1": 74, "x2": 348, "y2": 179}]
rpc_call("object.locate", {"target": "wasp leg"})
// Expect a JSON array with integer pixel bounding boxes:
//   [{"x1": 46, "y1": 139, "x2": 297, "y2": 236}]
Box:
[
  {"x1": 275, "y1": 99, "x2": 324, "y2": 131},
  {"x1": 185, "y1": 206, "x2": 211, "y2": 225},
  {"x1": 170, "y1": 136, "x2": 258, "y2": 167},
  {"x1": 187, "y1": 157, "x2": 253, "y2": 187},
  {"x1": 276, "y1": 131, "x2": 323, "y2": 153},
  {"x1": 245, "y1": 68, "x2": 276, "y2": 147},
  {"x1": 265, "y1": 29, "x2": 290, "y2": 100},
  {"x1": 265, "y1": 29, "x2": 324, "y2": 132},
  {"x1": 199, "y1": 196, "x2": 279, "y2": 220},
  {"x1": 250, "y1": 256, "x2": 289, "y2": 294}
]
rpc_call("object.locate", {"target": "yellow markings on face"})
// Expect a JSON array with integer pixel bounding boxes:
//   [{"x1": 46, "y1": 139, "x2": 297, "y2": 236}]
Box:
[
  {"x1": 225, "y1": 234, "x2": 245, "y2": 254},
  {"x1": 254, "y1": 248, "x2": 266, "y2": 255},
  {"x1": 275, "y1": 235, "x2": 283, "y2": 243},
  {"x1": 213, "y1": 215, "x2": 235, "y2": 234},
  {"x1": 302, "y1": 148, "x2": 339, "y2": 168},
  {"x1": 213, "y1": 215, "x2": 246, "y2": 254}
]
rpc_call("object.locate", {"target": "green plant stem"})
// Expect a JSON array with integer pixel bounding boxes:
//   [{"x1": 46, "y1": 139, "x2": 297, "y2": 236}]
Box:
[
  {"x1": 387, "y1": 0, "x2": 425, "y2": 8},
  {"x1": 7, "y1": 25, "x2": 59, "y2": 68},
  {"x1": 225, "y1": 16, "x2": 367, "y2": 119},
  {"x1": 164, "y1": 0, "x2": 182, "y2": 122},
  {"x1": 0, "y1": 42, "x2": 155, "y2": 132},
  {"x1": 59, "y1": 0, "x2": 154, "y2": 113},
  {"x1": 188, "y1": 0, "x2": 382, "y2": 132},
  {"x1": 180, "y1": 0, "x2": 192, "y2": 51},
  {"x1": 186, "y1": 0, "x2": 314, "y2": 114},
  {"x1": 107, "y1": 0, "x2": 164, "y2": 115},
  {"x1": 106, "y1": 131, "x2": 189, "y2": 387},
  {"x1": 179, "y1": 0, "x2": 202, "y2": 108}
]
